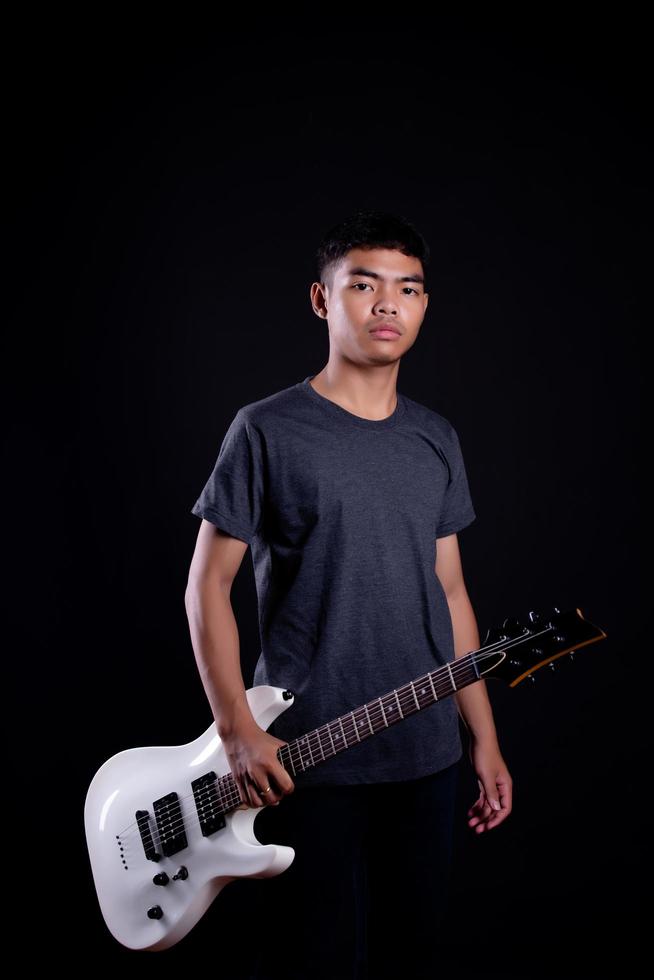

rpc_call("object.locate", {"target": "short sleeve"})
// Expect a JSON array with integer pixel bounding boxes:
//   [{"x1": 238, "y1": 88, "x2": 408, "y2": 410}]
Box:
[
  {"x1": 190, "y1": 410, "x2": 264, "y2": 545},
  {"x1": 435, "y1": 424, "x2": 476, "y2": 538}
]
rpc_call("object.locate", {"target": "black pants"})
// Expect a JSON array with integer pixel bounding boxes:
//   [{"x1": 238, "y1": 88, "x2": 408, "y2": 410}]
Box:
[{"x1": 241, "y1": 760, "x2": 460, "y2": 980}]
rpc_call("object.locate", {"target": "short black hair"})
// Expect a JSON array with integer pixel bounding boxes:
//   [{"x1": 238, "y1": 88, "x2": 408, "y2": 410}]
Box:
[{"x1": 315, "y1": 209, "x2": 430, "y2": 291}]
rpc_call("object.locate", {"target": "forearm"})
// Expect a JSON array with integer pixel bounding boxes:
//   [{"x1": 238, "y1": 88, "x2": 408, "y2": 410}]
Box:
[
  {"x1": 446, "y1": 589, "x2": 499, "y2": 745},
  {"x1": 185, "y1": 578, "x2": 257, "y2": 737}
]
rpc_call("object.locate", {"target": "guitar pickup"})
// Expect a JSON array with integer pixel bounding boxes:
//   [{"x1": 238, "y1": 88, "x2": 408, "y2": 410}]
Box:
[
  {"x1": 153, "y1": 792, "x2": 188, "y2": 858},
  {"x1": 192, "y1": 771, "x2": 227, "y2": 837}
]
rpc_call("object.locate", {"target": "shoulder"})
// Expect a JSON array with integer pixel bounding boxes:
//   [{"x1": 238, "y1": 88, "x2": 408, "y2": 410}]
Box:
[
  {"x1": 231, "y1": 381, "x2": 304, "y2": 434},
  {"x1": 401, "y1": 392, "x2": 458, "y2": 443}
]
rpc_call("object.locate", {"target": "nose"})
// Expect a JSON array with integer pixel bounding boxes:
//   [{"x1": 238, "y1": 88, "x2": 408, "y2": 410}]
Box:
[{"x1": 373, "y1": 293, "x2": 398, "y2": 315}]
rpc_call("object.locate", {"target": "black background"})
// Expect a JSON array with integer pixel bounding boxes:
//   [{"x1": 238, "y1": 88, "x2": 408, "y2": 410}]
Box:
[{"x1": 7, "y1": 19, "x2": 647, "y2": 975}]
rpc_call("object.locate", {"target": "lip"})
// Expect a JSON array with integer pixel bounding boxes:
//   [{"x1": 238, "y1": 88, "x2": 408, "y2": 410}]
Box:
[{"x1": 369, "y1": 323, "x2": 401, "y2": 337}]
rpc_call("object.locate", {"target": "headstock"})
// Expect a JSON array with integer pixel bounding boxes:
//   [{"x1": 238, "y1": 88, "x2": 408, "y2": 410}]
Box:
[{"x1": 476, "y1": 607, "x2": 607, "y2": 687}]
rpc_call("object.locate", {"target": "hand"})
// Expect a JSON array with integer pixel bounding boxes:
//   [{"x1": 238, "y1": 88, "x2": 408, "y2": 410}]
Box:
[
  {"x1": 220, "y1": 718, "x2": 295, "y2": 809},
  {"x1": 466, "y1": 737, "x2": 513, "y2": 833}
]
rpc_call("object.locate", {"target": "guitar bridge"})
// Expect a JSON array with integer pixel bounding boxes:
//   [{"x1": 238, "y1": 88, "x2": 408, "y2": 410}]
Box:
[{"x1": 135, "y1": 809, "x2": 161, "y2": 862}]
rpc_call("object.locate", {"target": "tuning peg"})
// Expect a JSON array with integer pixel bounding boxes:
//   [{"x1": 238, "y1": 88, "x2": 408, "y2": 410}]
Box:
[
  {"x1": 528, "y1": 674, "x2": 536, "y2": 683},
  {"x1": 528, "y1": 610, "x2": 541, "y2": 623},
  {"x1": 552, "y1": 606, "x2": 561, "y2": 615},
  {"x1": 549, "y1": 662, "x2": 556, "y2": 671},
  {"x1": 502, "y1": 617, "x2": 521, "y2": 632}
]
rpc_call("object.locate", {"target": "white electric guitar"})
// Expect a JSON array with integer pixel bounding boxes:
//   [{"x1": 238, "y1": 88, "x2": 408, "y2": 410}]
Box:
[{"x1": 84, "y1": 606, "x2": 606, "y2": 951}]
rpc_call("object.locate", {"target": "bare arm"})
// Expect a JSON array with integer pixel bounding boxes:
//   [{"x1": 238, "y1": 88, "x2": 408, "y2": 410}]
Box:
[
  {"x1": 185, "y1": 519, "x2": 294, "y2": 807},
  {"x1": 435, "y1": 533, "x2": 498, "y2": 744},
  {"x1": 185, "y1": 519, "x2": 256, "y2": 735},
  {"x1": 435, "y1": 532, "x2": 513, "y2": 830}
]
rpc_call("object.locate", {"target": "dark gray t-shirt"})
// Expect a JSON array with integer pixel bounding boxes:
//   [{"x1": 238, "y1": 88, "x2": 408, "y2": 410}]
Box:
[{"x1": 191, "y1": 375, "x2": 476, "y2": 786}]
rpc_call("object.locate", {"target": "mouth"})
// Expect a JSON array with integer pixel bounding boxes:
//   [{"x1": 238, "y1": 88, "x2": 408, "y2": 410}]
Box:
[{"x1": 369, "y1": 323, "x2": 401, "y2": 338}]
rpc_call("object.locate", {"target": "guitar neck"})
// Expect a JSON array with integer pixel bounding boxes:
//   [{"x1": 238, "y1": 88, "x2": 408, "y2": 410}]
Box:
[
  {"x1": 216, "y1": 647, "x2": 496, "y2": 814},
  {"x1": 212, "y1": 608, "x2": 605, "y2": 814},
  {"x1": 276, "y1": 649, "x2": 484, "y2": 779}
]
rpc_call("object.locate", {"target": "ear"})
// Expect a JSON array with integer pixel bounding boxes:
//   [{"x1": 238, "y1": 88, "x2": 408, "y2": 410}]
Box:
[{"x1": 310, "y1": 281, "x2": 329, "y2": 319}]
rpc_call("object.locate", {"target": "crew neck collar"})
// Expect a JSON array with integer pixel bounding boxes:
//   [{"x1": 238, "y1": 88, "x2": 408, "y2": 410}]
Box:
[{"x1": 298, "y1": 375, "x2": 406, "y2": 430}]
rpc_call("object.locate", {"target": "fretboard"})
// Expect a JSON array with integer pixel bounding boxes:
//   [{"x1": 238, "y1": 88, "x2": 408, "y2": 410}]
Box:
[{"x1": 214, "y1": 649, "x2": 485, "y2": 815}]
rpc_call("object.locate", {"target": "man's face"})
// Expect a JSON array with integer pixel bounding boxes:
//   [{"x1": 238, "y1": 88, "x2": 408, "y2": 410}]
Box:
[{"x1": 312, "y1": 247, "x2": 429, "y2": 365}]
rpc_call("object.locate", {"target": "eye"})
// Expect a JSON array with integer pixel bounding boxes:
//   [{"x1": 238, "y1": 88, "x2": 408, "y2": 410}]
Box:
[{"x1": 352, "y1": 283, "x2": 419, "y2": 294}]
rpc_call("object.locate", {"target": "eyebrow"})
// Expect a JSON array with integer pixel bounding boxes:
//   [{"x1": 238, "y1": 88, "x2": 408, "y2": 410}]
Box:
[{"x1": 345, "y1": 265, "x2": 425, "y2": 285}]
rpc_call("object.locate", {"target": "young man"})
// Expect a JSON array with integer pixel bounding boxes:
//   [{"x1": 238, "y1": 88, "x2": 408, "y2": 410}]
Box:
[{"x1": 185, "y1": 210, "x2": 512, "y2": 979}]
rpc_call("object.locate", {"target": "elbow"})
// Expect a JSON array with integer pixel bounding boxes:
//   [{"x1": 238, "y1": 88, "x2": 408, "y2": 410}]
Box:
[
  {"x1": 441, "y1": 579, "x2": 469, "y2": 605},
  {"x1": 184, "y1": 582, "x2": 195, "y2": 618},
  {"x1": 184, "y1": 573, "x2": 232, "y2": 614}
]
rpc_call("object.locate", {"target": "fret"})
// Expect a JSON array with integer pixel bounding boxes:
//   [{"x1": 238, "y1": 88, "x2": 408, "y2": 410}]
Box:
[
  {"x1": 280, "y1": 744, "x2": 296, "y2": 777},
  {"x1": 300, "y1": 735, "x2": 313, "y2": 768},
  {"x1": 338, "y1": 717, "x2": 348, "y2": 748},
  {"x1": 293, "y1": 740, "x2": 306, "y2": 772},
  {"x1": 325, "y1": 722, "x2": 337, "y2": 756},
  {"x1": 215, "y1": 775, "x2": 228, "y2": 812},
  {"x1": 250, "y1": 652, "x2": 488, "y2": 792}
]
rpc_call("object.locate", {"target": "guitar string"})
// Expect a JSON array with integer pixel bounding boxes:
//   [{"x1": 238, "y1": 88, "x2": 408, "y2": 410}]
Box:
[
  {"x1": 119, "y1": 627, "x2": 556, "y2": 850},
  {"x1": 117, "y1": 626, "x2": 554, "y2": 848},
  {"x1": 115, "y1": 625, "x2": 556, "y2": 845},
  {"x1": 118, "y1": 657, "x2": 483, "y2": 850}
]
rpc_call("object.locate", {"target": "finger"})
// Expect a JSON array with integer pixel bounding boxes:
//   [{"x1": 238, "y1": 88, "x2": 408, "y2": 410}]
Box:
[
  {"x1": 476, "y1": 804, "x2": 511, "y2": 832},
  {"x1": 467, "y1": 810, "x2": 487, "y2": 830},
  {"x1": 499, "y1": 786, "x2": 513, "y2": 811},
  {"x1": 468, "y1": 795, "x2": 492, "y2": 819},
  {"x1": 479, "y1": 782, "x2": 502, "y2": 812},
  {"x1": 248, "y1": 775, "x2": 266, "y2": 808},
  {"x1": 268, "y1": 774, "x2": 287, "y2": 805},
  {"x1": 275, "y1": 759, "x2": 295, "y2": 795},
  {"x1": 255, "y1": 772, "x2": 281, "y2": 805},
  {"x1": 479, "y1": 812, "x2": 505, "y2": 831},
  {"x1": 468, "y1": 797, "x2": 493, "y2": 830},
  {"x1": 243, "y1": 775, "x2": 262, "y2": 808},
  {"x1": 255, "y1": 771, "x2": 282, "y2": 806},
  {"x1": 277, "y1": 770, "x2": 295, "y2": 795},
  {"x1": 241, "y1": 779, "x2": 253, "y2": 808}
]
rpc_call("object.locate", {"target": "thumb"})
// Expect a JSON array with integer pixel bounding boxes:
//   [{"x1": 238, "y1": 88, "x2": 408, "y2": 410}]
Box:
[{"x1": 479, "y1": 778, "x2": 501, "y2": 811}]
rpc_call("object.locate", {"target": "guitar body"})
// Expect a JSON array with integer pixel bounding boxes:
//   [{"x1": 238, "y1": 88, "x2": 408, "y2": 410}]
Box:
[
  {"x1": 84, "y1": 685, "x2": 296, "y2": 952},
  {"x1": 84, "y1": 606, "x2": 607, "y2": 952}
]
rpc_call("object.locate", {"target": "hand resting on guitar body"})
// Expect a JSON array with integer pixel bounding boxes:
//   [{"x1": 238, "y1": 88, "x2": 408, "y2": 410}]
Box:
[{"x1": 220, "y1": 715, "x2": 295, "y2": 809}]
